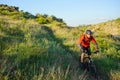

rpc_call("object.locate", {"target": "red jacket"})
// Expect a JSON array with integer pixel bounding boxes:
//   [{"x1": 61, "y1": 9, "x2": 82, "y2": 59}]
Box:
[{"x1": 79, "y1": 34, "x2": 97, "y2": 48}]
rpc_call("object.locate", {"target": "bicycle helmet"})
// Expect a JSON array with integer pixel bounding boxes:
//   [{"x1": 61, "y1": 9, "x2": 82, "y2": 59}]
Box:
[{"x1": 86, "y1": 30, "x2": 93, "y2": 35}]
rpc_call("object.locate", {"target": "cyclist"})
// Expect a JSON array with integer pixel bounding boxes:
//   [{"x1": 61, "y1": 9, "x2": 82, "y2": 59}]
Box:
[{"x1": 78, "y1": 30, "x2": 99, "y2": 69}]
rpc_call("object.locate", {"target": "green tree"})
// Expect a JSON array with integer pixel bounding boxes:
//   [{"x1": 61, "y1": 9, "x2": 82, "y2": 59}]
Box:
[
  {"x1": 23, "y1": 12, "x2": 35, "y2": 19},
  {"x1": 36, "y1": 17, "x2": 48, "y2": 24}
]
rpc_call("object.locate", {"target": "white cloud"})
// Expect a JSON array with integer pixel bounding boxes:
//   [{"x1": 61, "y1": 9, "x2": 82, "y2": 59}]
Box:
[{"x1": 95, "y1": 17, "x2": 110, "y2": 21}]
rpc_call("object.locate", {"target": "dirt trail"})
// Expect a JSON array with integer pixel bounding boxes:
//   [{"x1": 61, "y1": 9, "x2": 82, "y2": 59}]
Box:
[{"x1": 79, "y1": 69, "x2": 102, "y2": 80}]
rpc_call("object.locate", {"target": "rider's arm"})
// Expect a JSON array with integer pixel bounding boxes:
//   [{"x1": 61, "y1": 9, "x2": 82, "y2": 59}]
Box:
[
  {"x1": 79, "y1": 35, "x2": 84, "y2": 44},
  {"x1": 78, "y1": 35, "x2": 84, "y2": 51},
  {"x1": 91, "y1": 36, "x2": 99, "y2": 51}
]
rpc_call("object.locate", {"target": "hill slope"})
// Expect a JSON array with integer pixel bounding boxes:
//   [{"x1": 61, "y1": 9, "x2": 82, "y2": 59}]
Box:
[{"x1": 0, "y1": 4, "x2": 120, "y2": 80}]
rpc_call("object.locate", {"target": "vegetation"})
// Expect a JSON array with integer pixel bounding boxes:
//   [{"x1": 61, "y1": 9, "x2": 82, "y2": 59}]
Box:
[
  {"x1": 0, "y1": 4, "x2": 66, "y2": 25},
  {"x1": 0, "y1": 4, "x2": 120, "y2": 80}
]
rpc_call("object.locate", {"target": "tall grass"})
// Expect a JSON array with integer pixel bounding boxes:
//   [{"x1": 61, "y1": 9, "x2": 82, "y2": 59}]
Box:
[{"x1": 0, "y1": 16, "x2": 120, "y2": 80}]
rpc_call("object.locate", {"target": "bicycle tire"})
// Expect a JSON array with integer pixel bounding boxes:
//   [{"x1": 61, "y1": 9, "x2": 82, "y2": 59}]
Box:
[{"x1": 88, "y1": 61, "x2": 97, "y2": 78}]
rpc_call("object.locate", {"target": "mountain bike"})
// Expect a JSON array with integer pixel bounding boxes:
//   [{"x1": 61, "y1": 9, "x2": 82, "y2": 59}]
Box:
[{"x1": 82, "y1": 51, "x2": 98, "y2": 78}]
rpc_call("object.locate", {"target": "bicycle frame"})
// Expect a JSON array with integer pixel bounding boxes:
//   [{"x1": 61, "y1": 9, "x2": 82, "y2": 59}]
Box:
[{"x1": 83, "y1": 51, "x2": 98, "y2": 78}]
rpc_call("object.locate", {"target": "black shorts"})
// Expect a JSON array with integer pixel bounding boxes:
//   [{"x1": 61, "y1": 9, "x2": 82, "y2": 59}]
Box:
[{"x1": 80, "y1": 46, "x2": 91, "y2": 55}]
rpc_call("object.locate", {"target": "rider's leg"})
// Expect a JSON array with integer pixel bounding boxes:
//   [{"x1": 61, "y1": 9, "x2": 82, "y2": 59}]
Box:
[
  {"x1": 79, "y1": 45, "x2": 85, "y2": 63},
  {"x1": 79, "y1": 45, "x2": 86, "y2": 69},
  {"x1": 81, "y1": 52, "x2": 85, "y2": 63},
  {"x1": 80, "y1": 52, "x2": 85, "y2": 69}
]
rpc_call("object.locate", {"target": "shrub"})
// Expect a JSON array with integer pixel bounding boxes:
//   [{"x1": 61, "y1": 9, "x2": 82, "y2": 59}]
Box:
[{"x1": 36, "y1": 17, "x2": 48, "y2": 24}]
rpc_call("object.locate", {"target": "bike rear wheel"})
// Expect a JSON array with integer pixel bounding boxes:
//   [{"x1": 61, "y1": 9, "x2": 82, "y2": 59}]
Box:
[{"x1": 83, "y1": 57, "x2": 90, "y2": 70}]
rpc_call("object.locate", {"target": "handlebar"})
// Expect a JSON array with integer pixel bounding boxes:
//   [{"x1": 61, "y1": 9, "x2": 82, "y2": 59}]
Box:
[{"x1": 92, "y1": 51, "x2": 99, "y2": 54}]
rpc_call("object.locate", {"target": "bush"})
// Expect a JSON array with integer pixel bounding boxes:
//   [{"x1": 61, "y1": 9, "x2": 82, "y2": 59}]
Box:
[{"x1": 36, "y1": 17, "x2": 48, "y2": 24}]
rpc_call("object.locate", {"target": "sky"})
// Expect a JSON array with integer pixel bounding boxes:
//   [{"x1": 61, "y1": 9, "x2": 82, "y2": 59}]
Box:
[{"x1": 0, "y1": 0, "x2": 120, "y2": 26}]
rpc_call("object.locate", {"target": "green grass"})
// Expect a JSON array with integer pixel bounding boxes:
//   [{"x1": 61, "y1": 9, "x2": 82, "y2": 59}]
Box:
[{"x1": 0, "y1": 12, "x2": 120, "y2": 80}]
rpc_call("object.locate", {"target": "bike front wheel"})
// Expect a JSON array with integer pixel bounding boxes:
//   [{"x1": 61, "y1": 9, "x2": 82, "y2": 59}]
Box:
[{"x1": 88, "y1": 62, "x2": 97, "y2": 78}]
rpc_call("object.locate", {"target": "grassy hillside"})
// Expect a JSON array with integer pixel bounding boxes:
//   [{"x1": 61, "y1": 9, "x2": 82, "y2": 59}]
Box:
[{"x1": 0, "y1": 4, "x2": 120, "y2": 80}]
